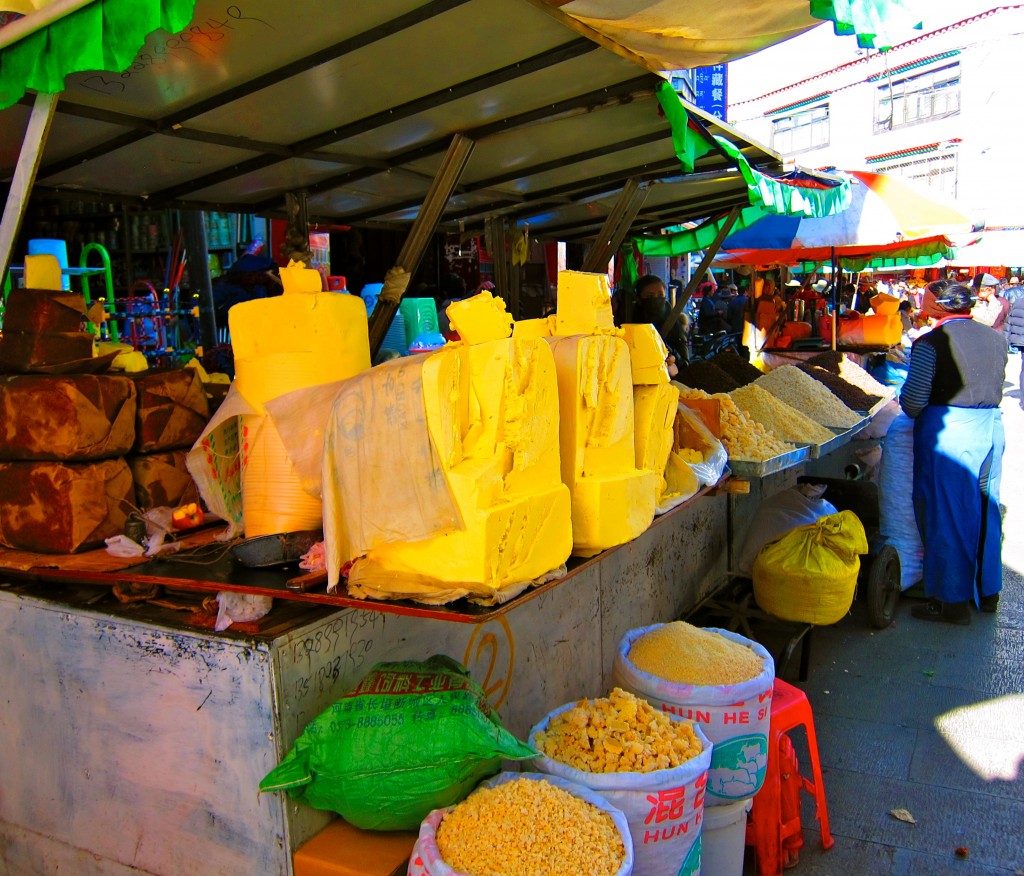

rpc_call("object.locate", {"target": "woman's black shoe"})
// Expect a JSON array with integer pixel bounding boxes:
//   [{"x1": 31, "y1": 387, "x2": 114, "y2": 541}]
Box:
[
  {"x1": 911, "y1": 598, "x2": 971, "y2": 626},
  {"x1": 980, "y1": 594, "x2": 999, "y2": 613}
]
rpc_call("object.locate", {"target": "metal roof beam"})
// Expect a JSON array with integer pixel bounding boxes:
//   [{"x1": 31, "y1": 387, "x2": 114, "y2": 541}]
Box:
[
  {"x1": 250, "y1": 76, "x2": 657, "y2": 212},
  {"x1": 337, "y1": 130, "x2": 668, "y2": 224},
  {"x1": 152, "y1": 38, "x2": 599, "y2": 202},
  {"x1": 32, "y1": 0, "x2": 474, "y2": 179}
]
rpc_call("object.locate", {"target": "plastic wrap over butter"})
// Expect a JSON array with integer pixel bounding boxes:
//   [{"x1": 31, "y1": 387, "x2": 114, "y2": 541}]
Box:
[{"x1": 324, "y1": 291, "x2": 572, "y2": 604}]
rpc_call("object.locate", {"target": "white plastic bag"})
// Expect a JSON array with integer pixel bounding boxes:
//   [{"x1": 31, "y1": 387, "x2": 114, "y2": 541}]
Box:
[
  {"x1": 104, "y1": 535, "x2": 145, "y2": 558},
  {"x1": 737, "y1": 485, "x2": 838, "y2": 577},
  {"x1": 408, "y1": 771, "x2": 634, "y2": 876},
  {"x1": 530, "y1": 705, "x2": 711, "y2": 876},
  {"x1": 879, "y1": 413, "x2": 923, "y2": 590},
  {"x1": 214, "y1": 592, "x2": 273, "y2": 631},
  {"x1": 674, "y1": 403, "x2": 728, "y2": 488}
]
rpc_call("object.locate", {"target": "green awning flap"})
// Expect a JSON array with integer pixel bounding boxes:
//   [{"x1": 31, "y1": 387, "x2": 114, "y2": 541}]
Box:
[
  {"x1": 809, "y1": 0, "x2": 923, "y2": 51},
  {"x1": 0, "y1": 0, "x2": 197, "y2": 111},
  {"x1": 637, "y1": 82, "x2": 852, "y2": 257},
  {"x1": 638, "y1": 206, "x2": 771, "y2": 257},
  {"x1": 802, "y1": 243, "x2": 954, "y2": 272}
]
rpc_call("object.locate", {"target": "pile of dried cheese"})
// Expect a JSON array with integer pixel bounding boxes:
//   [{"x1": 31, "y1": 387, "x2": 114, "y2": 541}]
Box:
[
  {"x1": 436, "y1": 777, "x2": 625, "y2": 876},
  {"x1": 675, "y1": 384, "x2": 794, "y2": 461},
  {"x1": 730, "y1": 383, "x2": 835, "y2": 445},
  {"x1": 754, "y1": 366, "x2": 861, "y2": 428},
  {"x1": 532, "y1": 687, "x2": 703, "y2": 774},
  {"x1": 629, "y1": 621, "x2": 764, "y2": 686}
]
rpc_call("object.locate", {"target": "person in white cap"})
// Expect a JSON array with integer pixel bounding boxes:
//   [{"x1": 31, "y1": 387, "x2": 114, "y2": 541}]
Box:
[{"x1": 972, "y1": 273, "x2": 1011, "y2": 331}]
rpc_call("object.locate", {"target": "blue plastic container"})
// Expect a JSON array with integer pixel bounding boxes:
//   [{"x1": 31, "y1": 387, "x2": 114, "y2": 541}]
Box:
[{"x1": 28, "y1": 239, "x2": 70, "y2": 290}]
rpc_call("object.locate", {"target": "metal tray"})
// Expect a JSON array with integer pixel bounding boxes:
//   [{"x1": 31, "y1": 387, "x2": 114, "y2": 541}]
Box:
[
  {"x1": 728, "y1": 445, "x2": 809, "y2": 478},
  {"x1": 229, "y1": 530, "x2": 322, "y2": 568},
  {"x1": 797, "y1": 428, "x2": 854, "y2": 459},
  {"x1": 827, "y1": 416, "x2": 870, "y2": 440}
]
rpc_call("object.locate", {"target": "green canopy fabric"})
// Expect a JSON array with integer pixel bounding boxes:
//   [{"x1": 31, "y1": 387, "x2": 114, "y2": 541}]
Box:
[
  {"x1": 0, "y1": 0, "x2": 196, "y2": 111},
  {"x1": 636, "y1": 81, "x2": 852, "y2": 257},
  {"x1": 800, "y1": 241, "x2": 955, "y2": 272},
  {"x1": 810, "y1": 0, "x2": 922, "y2": 50}
]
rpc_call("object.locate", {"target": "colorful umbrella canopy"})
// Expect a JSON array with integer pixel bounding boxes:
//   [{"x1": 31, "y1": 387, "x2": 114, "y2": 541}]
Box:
[
  {"x1": 719, "y1": 170, "x2": 977, "y2": 255},
  {"x1": 713, "y1": 232, "x2": 960, "y2": 272}
]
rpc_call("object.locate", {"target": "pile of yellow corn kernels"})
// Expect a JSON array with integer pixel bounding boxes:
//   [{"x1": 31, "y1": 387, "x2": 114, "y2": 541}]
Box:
[
  {"x1": 533, "y1": 687, "x2": 703, "y2": 774},
  {"x1": 436, "y1": 777, "x2": 626, "y2": 876}
]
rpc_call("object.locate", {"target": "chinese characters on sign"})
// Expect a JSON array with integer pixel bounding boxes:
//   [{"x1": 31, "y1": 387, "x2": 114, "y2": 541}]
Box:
[{"x1": 694, "y1": 65, "x2": 728, "y2": 121}]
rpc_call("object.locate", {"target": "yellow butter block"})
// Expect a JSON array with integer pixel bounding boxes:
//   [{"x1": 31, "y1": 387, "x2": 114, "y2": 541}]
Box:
[
  {"x1": 633, "y1": 383, "x2": 678, "y2": 499},
  {"x1": 353, "y1": 486, "x2": 572, "y2": 596},
  {"x1": 230, "y1": 290, "x2": 369, "y2": 537},
  {"x1": 570, "y1": 472, "x2": 659, "y2": 556},
  {"x1": 229, "y1": 293, "x2": 370, "y2": 404},
  {"x1": 24, "y1": 254, "x2": 63, "y2": 291},
  {"x1": 293, "y1": 819, "x2": 417, "y2": 876},
  {"x1": 512, "y1": 317, "x2": 553, "y2": 340},
  {"x1": 622, "y1": 324, "x2": 670, "y2": 385},
  {"x1": 280, "y1": 259, "x2": 324, "y2": 294},
  {"x1": 351, "y1": 336, "x2": 571, "y2": 593},
  {"x1": 447, "y1": 290, "x2": 514, "y2": 344},
  {"x1": 548, "y1": 335, "x2": 656, "y2": 554},
  {"x1": 553, "y1": 270, "x2": 615, "y2": 336}
]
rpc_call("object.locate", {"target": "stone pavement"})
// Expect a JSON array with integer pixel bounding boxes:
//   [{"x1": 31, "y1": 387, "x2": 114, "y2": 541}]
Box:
[{"x1": 777, "y1": 354, "x2": 1024, "y2": 875}]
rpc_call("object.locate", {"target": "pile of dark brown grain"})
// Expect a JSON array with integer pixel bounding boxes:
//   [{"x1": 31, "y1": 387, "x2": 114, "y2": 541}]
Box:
[
  {"x1": 805, "y1": 350, "x2": 844, "y2": 375},
  {"x1": 796, "y1": 363, "x2": 882, "y2": 412},
  {"x1": 676, "y1": 360, "x2": 740, "y2": 394},
  {"x1": 709, "y1": 351, "x2": 763, "y2": 386}
]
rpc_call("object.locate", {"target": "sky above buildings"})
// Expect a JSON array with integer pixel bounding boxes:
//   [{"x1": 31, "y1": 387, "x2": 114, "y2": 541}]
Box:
[{"x1": 729, "y1": 1, "x2": 1006, "y2": 104}]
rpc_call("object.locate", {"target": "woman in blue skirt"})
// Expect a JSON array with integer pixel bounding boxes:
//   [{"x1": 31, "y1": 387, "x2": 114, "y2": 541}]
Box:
[{"x1": 900, "y1": 281, "x2": 1007, "y2": 625}]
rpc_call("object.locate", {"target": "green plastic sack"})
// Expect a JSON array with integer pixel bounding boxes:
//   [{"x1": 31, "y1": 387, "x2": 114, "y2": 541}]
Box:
[
  {"x1": 752, "y1": 510, "x2": 869, "y2": 625},
  {"x1": 259, "y1": 655, "x2": 536, "y2": 830}
]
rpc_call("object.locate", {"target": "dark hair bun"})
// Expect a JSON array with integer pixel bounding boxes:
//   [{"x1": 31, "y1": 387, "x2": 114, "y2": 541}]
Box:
[{"x1": 938, "y1": 283, "x2": 974, "y2": 314}]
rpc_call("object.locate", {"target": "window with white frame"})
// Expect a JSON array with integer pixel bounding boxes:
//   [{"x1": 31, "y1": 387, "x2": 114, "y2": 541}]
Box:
[
  {"x1": 873, "y1": 150, "x2": 959, "y2": 199},
  {"x1": 875, "y1": 63, "x2": 960, "y2": 132},
  {"x1": 770, "y1": 104, "x2": 829, "y2": 154}
]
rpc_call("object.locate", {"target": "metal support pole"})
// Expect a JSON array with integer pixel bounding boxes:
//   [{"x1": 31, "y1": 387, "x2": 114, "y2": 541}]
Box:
[
  {"x1": 0, "y1": 92, "x2": 58, "y2": 284},
  {"x1": 181, "y1": 210, "x2": 217, "y2": 353},
  {"x1": 661, "y1": 206, "x2": 740, "y2": 338},
  {"x1": 831, "y1": 246, "x2": 838, "y2": 351},
  {"x1": 487, "y1": 215, "x2": 514, "y2": 313},
  {"x1": 368, "y1": 133, "x2": 475, "y2": 358},
  {"x1": 582, "y1": 177, "x2": 648, "y2": 273}
]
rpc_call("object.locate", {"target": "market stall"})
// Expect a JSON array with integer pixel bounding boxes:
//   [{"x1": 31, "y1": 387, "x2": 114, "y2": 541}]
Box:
[{"x1": 0, "y1": 2, "x2": 919, "y2": 874}]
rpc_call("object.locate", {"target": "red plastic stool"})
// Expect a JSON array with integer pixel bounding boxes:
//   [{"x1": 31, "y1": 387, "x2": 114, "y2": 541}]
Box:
[{"x1": 746, "y1": 678, "x2": 834, "y2": 875}]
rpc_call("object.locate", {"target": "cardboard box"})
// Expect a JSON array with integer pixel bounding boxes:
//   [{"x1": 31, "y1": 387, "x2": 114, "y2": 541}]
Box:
[{"x1": 293, "y1": 819, "x2": 417, "y2": 876}]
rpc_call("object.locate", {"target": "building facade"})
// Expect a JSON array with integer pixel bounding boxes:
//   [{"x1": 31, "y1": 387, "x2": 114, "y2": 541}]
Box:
[{"x1": 727, "y1": 7, "x2": 1024, "y2": 227}]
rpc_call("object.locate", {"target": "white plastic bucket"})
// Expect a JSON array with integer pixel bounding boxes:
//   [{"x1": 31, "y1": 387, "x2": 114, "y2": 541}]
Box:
[{"x1": 700, "y1": 796, "x2": 752, "y2": 876}]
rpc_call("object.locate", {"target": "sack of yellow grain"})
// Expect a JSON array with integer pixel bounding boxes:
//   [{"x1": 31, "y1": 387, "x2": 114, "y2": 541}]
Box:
[
  {"x1": 529, "y1": 689, "x2": 712, "y2": 876},
  {"x1": 753, "y1": 510, "x2": 868, "y2": 625},
  {"x1": 613, "y1": 623, "x2": 774, "y2": 805},
  {"x1": 408, "y1": 772, "x2": 634, "y2": 876}
]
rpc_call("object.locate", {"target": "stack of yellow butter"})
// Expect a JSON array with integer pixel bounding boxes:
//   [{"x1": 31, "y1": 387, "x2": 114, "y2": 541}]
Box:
[
  {"x1": 622, "y1": 323, "x2": 700, "y2": 509},
  {"x1": 541, "y1": 271, "x2": 657, "y2": 556},
  {"x1": 230, "y1": 261, "x2": 370, "y2": 537},
  {"x1": 334, "y1": 291, "x2": 572, "y2": 603}
]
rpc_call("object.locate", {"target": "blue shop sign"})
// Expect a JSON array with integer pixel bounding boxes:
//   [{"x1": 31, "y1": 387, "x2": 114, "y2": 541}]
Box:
[{"x1": 694, "y1": 65, "x2": 728, "y2": 120}]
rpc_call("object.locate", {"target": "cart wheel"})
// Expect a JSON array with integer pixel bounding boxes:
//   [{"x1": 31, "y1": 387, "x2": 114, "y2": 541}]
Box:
[{"x1": 866, "y1": 544, "x2": 901, "y2": 629}]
